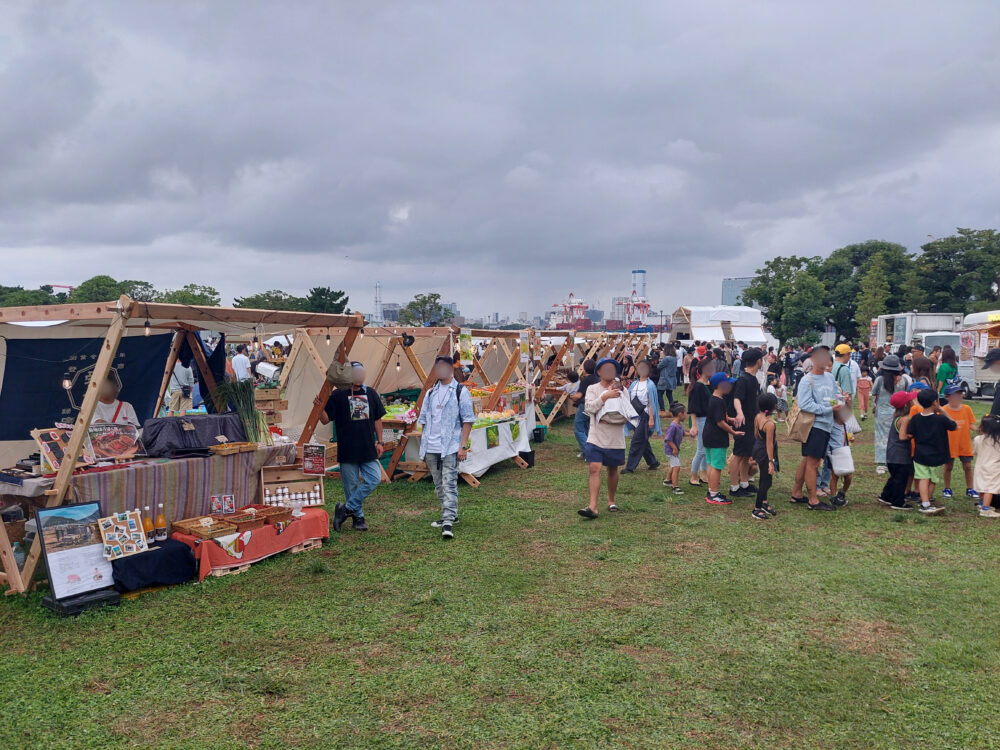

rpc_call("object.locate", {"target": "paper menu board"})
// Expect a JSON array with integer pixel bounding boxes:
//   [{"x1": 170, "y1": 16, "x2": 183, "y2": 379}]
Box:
[
  {"x1": 32, "y1": 427, "x2": 96, "y2": 473},
  {"x1": 36, "y1": 502, "x2": 114, "y2": 600},
  {"x1": 459, "y1": 329, "x2": 474, "y2": 365},
  {"x1": 519, "y1": 331, "x2": 530, "y2": 363},
  {"x1": 302, "y1": 443, "x2": 327, "y2": 475}
]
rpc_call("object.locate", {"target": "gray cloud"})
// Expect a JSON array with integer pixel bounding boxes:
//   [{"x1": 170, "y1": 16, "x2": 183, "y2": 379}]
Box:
[{"x1": 1, "y1": 1, "x2": 999, "y2": 319}]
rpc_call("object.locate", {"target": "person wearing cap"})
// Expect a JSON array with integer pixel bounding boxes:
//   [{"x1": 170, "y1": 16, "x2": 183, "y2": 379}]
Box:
[
  {"x1": 701, "y1": 371, "x2": 744, "y2": 505},
  {"x1": 832, "y1": 344, "x2": 855, "y2": 400},
  {"x1": 987, "y1": 348, "x2": 1000, "y2": 417},
  {"x1": 789, "y1": 346, "x2": 839, "y2": 511},
  {"x1": 416, "y1": 356, "x2": 476, "y2": 539},
  {"x1": 314, "y1": 361, "x2": 386, "y2": 532},
  {"x1": 941, "y1": 383, "x2": 979, "y2": 501},
  {"x1": 578, "y1": 357, "x2": 630, "y2": 519},
  {"x1": 870, "y1": 353, "x2": 912, "y2": 473},
  {"x1": 877, "y1": 390, "x2": 919, "y2": 510}
]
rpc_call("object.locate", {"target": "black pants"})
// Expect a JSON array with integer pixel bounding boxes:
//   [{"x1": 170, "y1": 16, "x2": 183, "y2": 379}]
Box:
[
  {"x1": 625, "y1": 410, "x2": 659, "y2": 471},
  {"x1": 880, "y1": 463, "x2": 912, "y2": 506},
  {"x1": 659, "y1": 389, "x2": 673, "y2": 411},
  {"x1": 656, "y1": 388, "x2": 666, "y2": 412},
  {"x1": 755, "y1": 465, "x2": 773, "y2": 509}
]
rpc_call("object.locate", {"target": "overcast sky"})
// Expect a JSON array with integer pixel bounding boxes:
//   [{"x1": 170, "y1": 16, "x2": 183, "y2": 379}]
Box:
[{"x1": 1, "y1": 2, "x2": 999, "y2": 319}]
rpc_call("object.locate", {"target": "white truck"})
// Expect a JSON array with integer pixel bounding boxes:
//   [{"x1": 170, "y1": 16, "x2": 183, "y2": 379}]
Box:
[
  {"x1": 875, "y1": 312, "x2": 963, "y2": 349},
  {"x1": 955, "y1": 310, "x2": 1000, "y2": 399}
]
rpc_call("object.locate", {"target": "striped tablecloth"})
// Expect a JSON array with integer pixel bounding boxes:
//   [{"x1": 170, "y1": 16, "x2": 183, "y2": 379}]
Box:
[{"x1": 71, "y1": 444, "x2": 298, "y2": 522}]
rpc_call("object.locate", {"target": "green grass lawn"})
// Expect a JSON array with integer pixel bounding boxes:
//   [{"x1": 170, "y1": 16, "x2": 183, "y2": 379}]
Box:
[{"x1": 2, "y1": 400, "x2": 999, "y2": 749}]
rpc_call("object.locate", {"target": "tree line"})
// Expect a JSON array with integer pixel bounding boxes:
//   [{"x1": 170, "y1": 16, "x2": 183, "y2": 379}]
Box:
[
  {"x1": 0, "y1": 275, "x2": 349, "y2": 314},
  {"x1": 742, "y1": 229, "x2": 1000, "y2": 344}
]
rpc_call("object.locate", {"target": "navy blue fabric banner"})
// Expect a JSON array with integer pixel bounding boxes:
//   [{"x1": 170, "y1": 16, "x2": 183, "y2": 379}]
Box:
[{"x1": 0, "y1": 333, "x2": 173, "y2": 441}]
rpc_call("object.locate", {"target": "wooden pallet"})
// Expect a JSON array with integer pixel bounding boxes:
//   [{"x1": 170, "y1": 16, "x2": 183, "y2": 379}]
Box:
[
  {"x1": 290, "y1": 538, "x2": 322, "y2": 554},
  {"x1": 207, "y1": 563, "x2": 252, "y2": 578}
]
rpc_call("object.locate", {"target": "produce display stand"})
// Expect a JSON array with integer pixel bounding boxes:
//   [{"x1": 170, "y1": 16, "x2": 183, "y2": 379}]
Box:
[{"x1": 0, "y1": 297, "x2": 363, "y2": 595}]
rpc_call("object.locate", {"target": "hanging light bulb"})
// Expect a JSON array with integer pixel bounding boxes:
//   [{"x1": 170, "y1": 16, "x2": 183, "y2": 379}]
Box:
[
  {"x1": 359, "y1": 328, "x2": 365, "y2": 339},
  {"x1": 144, "y1": 319, "x2": 151, "y2": 336},
  {"x1": 395, "y1": 355, "x2": 401, "y2": 372},
  {"x1": 325, "y1": 332, "x2": 331, "y2": 346},
  {"x1": 61, "y1": 372, "x2": 72, "y2": 390},
  {"x1": 252, "y1": 335, "x2": 260, "y2": 350}
]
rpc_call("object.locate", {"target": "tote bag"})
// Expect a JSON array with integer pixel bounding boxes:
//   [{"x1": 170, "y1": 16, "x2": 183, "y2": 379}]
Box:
[
  {"x1": 786, "y1": 375, "x2": 816, "y2": 442},
  {"x1": 829, "y1": 446, "x2": 855, "y2": 476}
]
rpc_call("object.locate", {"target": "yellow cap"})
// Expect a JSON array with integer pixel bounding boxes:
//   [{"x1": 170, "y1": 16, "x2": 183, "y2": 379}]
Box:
[{"x1": 834, "y1": 344, "x2": 853, "y2": 355}]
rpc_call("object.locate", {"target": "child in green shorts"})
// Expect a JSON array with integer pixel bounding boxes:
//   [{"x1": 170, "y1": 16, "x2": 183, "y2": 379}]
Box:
[
  {"x1": 899, "y1": 388, "x2": 956, "y2": 515},
  {"x1": 701, "y1": 372, "x2": 744, "y2": 505}
]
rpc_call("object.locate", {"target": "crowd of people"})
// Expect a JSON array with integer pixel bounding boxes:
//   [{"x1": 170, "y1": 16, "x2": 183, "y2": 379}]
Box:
[{"x1": 575, "y1": 339, "x2": 1000, "y2": 522}]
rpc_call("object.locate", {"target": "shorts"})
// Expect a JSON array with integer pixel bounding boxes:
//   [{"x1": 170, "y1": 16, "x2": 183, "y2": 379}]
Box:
[
  {"x1": 801, "y1": 427, "x2": 831, "y2": 459},
  {"x1": 913, "y1": 462, "x2": 943, "y2": 484},
  {"x1": 705, "y1": 446, "x2": 729, "y2": 471},
  {"x1": 585, "y1": 444, "x2": 626, "y2": 467},
  {"x1": 666, "y1": 455, "x2": 681, "y2": 469},
  {"x1": 169, "y1": 390, "x2": 193, "y2": 413},
  {"x1": 949, "y1": 456, "x2": 973, "y2": 464},
  {"x1": 732, "y1": 431, "x2": 753, "y2": 457}
]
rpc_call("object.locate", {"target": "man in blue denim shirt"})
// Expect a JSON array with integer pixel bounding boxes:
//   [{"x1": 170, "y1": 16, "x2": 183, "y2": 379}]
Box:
[
  {"x1": 418, "y1": 356, "x2": 476, "y2": 539},
  {"x1": 790, "y1": 346, "x2": 842, "y2": 511}
]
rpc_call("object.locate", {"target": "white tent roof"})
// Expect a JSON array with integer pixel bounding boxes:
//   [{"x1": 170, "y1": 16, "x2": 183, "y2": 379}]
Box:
[{"x1": 684, "y1": 305, "x2": 763, "y2": 326}]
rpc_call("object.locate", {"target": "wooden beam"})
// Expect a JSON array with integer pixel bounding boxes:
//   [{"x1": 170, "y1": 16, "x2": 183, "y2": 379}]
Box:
[
  {"x1": 0, "y1": 301, "x2": 119, "y2": 323},
  {"x1": 484, "y1": 342, "x2": 522, "y2": 412},
  {"x1": 278, "y1": 335, "x2": 304, "y2": 390},
  {"x1": 297, "y1": 325, "x2": 361, "y2": 447},
  {"x1": 299, "y1": 333, "x2": 330, "y2": 377},
  {"x1": 401, "y1": 344, "x2": 428, "y2": 383},
  {"x1": 496, "y1": 338, "x2": 525, "y2": 382},
  {"x1": 370, "y1": 338, "x2": 398, "y2": 391},
  {"x1": 185, "y1": 331, "x2": 224, "y2": 413},
  {"x1": 534, "y1": 337, "x2": 572, "y2": 411},
  {"x1": 12, "y1": 295, "x2": 135, "y2": 594},
  {"x1": 155, "y1": 331, "x2": 185, "y2": 416},
  {"x1": 143, "y1": 304, "x2": 364, "y2": 330}
]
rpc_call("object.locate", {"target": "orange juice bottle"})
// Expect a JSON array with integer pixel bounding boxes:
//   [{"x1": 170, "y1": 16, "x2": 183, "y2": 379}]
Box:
[
  {"x1": 142, "y1": 506, "x2": 155, "y2": 543},
  {"x1": 154, "y1": 503, "x2": 168, "y2": 541}
]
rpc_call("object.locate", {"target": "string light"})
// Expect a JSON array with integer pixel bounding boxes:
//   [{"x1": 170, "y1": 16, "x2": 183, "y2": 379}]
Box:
[
  {"x1": 144, "y1": 319, "x2": 151, "y2": 336},
  {"x1": 325, "y1": 332, "x2": 331, "y2": 346},
  {"x1": 395, "y1": 355, "x2": 401, "y2": 372},
  {"x1": 61, "y1": 372, "x2": 72, "y2": 390},
  {"x1": 359, "y1": 328, "x2": 365, "y2": 339}
]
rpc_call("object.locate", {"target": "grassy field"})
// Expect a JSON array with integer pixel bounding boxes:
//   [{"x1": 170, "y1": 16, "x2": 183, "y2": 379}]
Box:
[{"x1": 2, "y1": 400, "x2": 999, "y2": 749}]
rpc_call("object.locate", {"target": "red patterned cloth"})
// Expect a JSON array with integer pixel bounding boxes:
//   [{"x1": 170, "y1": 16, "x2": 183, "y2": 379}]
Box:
[{"x1": 172, "y1": 508, "x2": 329, "y2": 581}]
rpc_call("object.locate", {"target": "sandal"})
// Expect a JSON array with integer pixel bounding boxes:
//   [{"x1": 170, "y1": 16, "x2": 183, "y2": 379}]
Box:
[
  {"x1": 607, "y1": 504, "x2": 620, "y2": 512},
  {"x1": 761, "y1": 502, "x2": 778, "y2": 516},
  {"x1": 577, "y1": 508, "x2": 598, "y2": 519},
  {"x1": 688, "y1": 479, "x2": 703, "y2": 487}
]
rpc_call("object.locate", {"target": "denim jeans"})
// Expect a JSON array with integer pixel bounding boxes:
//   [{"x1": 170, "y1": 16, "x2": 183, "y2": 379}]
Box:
[
  {"x1": 625, "y1": 411, "x2": 659, "y2": 471},
  {"x1": 425, "y1": 452, "x2": 459, "y2": 523},
  {"x1": 818, "y1": 457, "x2": 832, "y2": 491},
  {"x1": 573, "y1": 408, "x2": 590, "y2": 452},
  {"x1": 340, "y1": 460, "x2": 381, "y2": 518},
  {"x1": 690, "y1": 416, "x2": 708, "y2": 474}
]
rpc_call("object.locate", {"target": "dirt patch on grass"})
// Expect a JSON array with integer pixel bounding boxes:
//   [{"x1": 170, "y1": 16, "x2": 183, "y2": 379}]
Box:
[
  {"x1": 673, "y1": 540, "x2": 714, "y2": 556},
  {"x1": 837, "y1": 619, "x2": 907, "y2": 658},
  {"x1": 614, "y1": 644, "x2": 673, "y2": 664},
  {"x1": 391, "y1": 508, "x2": 426, "y2": 518},
  {"x1": 84, "y1": 679, "x2": 112, "y2": 694}
]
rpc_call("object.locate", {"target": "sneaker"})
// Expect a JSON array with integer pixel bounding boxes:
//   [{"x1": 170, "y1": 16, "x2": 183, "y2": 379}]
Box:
[
  {"x1": 905, "y1": 492, "x2": 920, "y2": 502},
  {"x1": 662, "y1": 478, "x2": 671, "y2": 486},
  {"x1": 751, "y1": 508, "x2": 770, "y2": 520},
  {"x1": 731, "y1": 487, "x2": 754, "y2": 498},
  {"x1": 979, "y1": 506, "x2": 1000, "y2": 518},
  {"x1": 807, "y1": 501, "x2": 836, "y2": 511},
  {"x1": 830, "y1": 492, "x2": 848, "y2": 508},
  {"x1": 647, "y1": 463, "x2": 661, "y2": 471},
  {"x1": 942, "y1": 488, "x2": 954, "y2": 499},
  {"x1": 673, "y1": 486, "x2": 684, "y2": 495},
  {"x1": 877, "y1": 497, "x2": 912, "y2": 509},
  {"x1": 621, "y1": 469, "x2": 635, "y2": 475},
  {"x1": 917, "y1": 504, "x2": 944, "y2": 515},
  {"x1": 706, "y1": 493, "x2": 732, "y2": 505},
  {"x1": 861, "y1": 414, "x2": 867, "y2": 420},
  {"x1": 351, "y1": 516, "x2": 369, "y2": 531},
  {"x1": 760, "y1": 502, "x2": 778, "y2": 516},
  {"x1": 333, "y1": 502, "x2": 349, "y2": 532},
  {"x1": 789, "y1": 495, "x2": 809, "y2": 504},
  {"x1": 576, "y1": 452, "x2": 584, "y2": 459},
  {"x1": 743, "y1": 483, "x2": 758, "y2": 494},
  {"x1": 431, "y1": 518, "x2": 458, "y2": 528},
  {"x1": 967, "y1": 489, "x2": 981, "y2": 500},
  {"x1": 441, "y1": 524, "x2": 454, "y2": 539}
]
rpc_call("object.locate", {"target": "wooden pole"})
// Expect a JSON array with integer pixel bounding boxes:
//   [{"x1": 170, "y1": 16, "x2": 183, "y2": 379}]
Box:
[
  {"x1": 12, "y1": 295, "x2": 135, "y2": 594},
  {"x1": 278, "y1": 334, "x2": 304, "y2": 391},
  {"x1": 184, "y1": 331, "x2": 224, "y2": 413},
  {"x1": 155, "y1": 330, "x2": 185, "y2": 416},
  {"x1": 370, "y1": 337, "x2": 398, "y2": 391},
  {"x1": 298, "y1": 326, "x2": 361, "y2": 446},
  {"x1": 484, "y1": 341, "x2": 523, "y2": 412}
]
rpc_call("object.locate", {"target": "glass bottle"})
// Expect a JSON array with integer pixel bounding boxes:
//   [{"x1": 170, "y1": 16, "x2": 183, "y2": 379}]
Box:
[
  {"x1": 143, "y1": 505, "x2": 155, "y2": 543},
  {"x1": 154, "y1": 503, "x2": 168, "y2": 541}
]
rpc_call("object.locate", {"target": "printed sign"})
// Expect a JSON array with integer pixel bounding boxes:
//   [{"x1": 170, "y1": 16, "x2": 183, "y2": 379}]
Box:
[
  {"x1": 519, "y1": 331, "x2": 530, "y2": 363},
  {"x1": 459, "y1": 329, "x2": 474, "y2": 366},
  {"x1": 88, "y1": 423, "x2": 141, "y2": 461},
  {"x1": 37, "y1": 502, "x2": 114, "y2": 600},
  {"x1": 302, "y1": 443, "x2": 327, "y2": 475}
]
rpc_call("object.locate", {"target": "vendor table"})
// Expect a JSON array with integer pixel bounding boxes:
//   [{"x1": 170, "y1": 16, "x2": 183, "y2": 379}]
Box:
[
  {"x1": 70, "y1": 444, "x2": 297, "y2": 522},
  {"x1": 111, "y1": 539, "x2": 197, "y2": 593},
  {"x1": 172, "y1": 508, "x2": 329, "y2": 581},
  {"x1": 403, "y1": 413, "x2": 534, "y2": 478}
]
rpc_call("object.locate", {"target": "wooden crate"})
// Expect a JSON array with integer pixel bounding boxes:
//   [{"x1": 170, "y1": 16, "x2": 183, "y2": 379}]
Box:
[
  {"x1": 255, "y1": 399, "x2": 289, "y2": 411},
  {"x1": 260, "y1": 463, "x2": 325, "y2": 507},
  {"x1": 254, "y1": 388, "x2": 281, "y2": 400}
]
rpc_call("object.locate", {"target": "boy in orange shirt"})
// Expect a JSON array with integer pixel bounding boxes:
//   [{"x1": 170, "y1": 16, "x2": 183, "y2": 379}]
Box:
[{"x1": 941, "y1": 383, "x2": 979, "y2": 500}]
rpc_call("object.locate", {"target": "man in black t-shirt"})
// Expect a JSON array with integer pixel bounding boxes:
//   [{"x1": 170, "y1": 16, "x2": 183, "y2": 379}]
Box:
[
  {"x1": 728, "y1": 350, "x2": 762, "y2": 497},
  {"x1": 571, "y1": 359, "x2": 599, "y2": 459},
  {"x1": 314, "y1": 361, "x2": 386, "y2": 532}
]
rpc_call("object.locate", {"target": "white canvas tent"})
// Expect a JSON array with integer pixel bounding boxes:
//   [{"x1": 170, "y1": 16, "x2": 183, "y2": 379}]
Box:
[{"x1": 671, "y1": 305, "x2": 770, "y2": 345}]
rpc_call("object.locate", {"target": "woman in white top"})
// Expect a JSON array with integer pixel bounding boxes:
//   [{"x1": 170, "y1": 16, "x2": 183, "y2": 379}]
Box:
[{"x1": 91, "y1": 374, "x2": 140, "y2": 427}]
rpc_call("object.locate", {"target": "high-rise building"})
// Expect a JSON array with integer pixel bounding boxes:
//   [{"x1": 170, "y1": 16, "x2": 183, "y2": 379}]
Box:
[
  {"x1": 631, "y1": 269, "x2": 646, "y2": 298},
  {"x1": 721, "y1": 277, "x2": 756, "y2": 307},
  {"x1": 382, "y1": 302, "x2": 401, "y2": 322}
]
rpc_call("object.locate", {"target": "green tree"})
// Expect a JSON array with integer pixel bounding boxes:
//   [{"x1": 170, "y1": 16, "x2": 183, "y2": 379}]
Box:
[
  {"x1": 70, "y1": 275, "x2": 123, "y2": 302},
  {"x1": 158, "y1": 284, "x2": 221, "y2": 306},
  {"x1": 398, "y1": 293, "x2": 451, "y2": 326},
  {"x1": 742, "y1": 255, "x2": 821, "y2": 338},
  {"x1": 304, "y1": 286, "x2": 349, "y2": 314},
  {"x1": 854, "y1": 255, "x2": 891, "y2": 328},
  {"x1": 233, "y1": 290, "x2": 306, "y2": 310},
  {"x1": 773, "y1": 271, "x2": 827, "y2": 344},
  {"x1": 0, "y1": 285, "x2": 63, "y2": 306},
  {"x1": 119, "y1": 280, "x2": 159, "y2": 301},
  {"x1": 909, "y1": 229, "x2": 1000, "y2": 314}
]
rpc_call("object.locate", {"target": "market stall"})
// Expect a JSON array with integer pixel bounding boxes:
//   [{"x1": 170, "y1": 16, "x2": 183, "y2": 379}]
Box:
[{"x1": 0, "y1": 297, "x2": 364, "y2": 596}]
